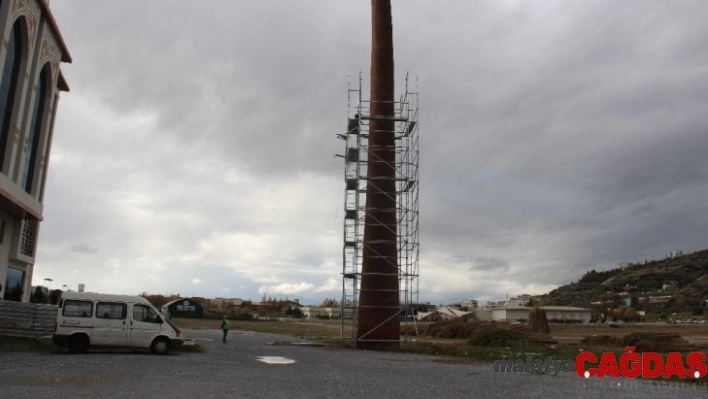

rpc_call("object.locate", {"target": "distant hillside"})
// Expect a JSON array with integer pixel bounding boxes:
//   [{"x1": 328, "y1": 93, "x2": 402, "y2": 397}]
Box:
[{"x1": 539, "y1": 248, "x2": 708, "y2": 318}]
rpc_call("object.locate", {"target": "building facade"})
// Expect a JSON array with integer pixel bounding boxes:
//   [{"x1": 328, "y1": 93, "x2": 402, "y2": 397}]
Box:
[
  {"x1": 0, "y1": 0, "x2": 70, "y2": 302},
  {"x1": 475, "y1": 306, "x2": 593, "y2": 324}
]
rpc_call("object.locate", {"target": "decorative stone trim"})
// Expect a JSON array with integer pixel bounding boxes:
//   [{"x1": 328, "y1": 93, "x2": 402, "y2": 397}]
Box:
[
  {"x1": 11, "y1": 0, "x2": 41, "y2": 49},
  {"x1": 19, "y1": 217, "x2": 37, "y2": 257},
  {"x1": 39, "y1": 26, "x2": 61, "y2": 85}
]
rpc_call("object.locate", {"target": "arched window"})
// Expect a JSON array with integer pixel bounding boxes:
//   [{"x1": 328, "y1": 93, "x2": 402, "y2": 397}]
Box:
[
  {"x1": 0, "y1": 22, "x2": 22, "y2": 169},
  {"x1": 23, "y1": 64, "x2": 49, "y2": 193}
]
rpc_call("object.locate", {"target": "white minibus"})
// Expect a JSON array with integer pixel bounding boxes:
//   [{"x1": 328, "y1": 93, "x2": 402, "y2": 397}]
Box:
[{"x1": 52, "y1": 291, "x2": 184, "y2": 354}]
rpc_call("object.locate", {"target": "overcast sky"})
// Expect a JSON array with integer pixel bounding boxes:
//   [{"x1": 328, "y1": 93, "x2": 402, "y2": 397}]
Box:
[{"x1": 35, "y1": 0, "x2": 708, "y2": 305}]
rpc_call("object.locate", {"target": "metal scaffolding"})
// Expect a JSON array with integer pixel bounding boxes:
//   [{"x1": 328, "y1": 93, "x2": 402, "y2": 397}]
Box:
[{"x1": 337, "y1": 73, "x2": 420, "y2": 344}]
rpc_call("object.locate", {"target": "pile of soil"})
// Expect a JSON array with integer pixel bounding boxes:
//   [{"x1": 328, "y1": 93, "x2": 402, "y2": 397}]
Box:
[
  {"x1": 506, "y1": 324, "x2": 558, "y2": 345},
  {"x1": 622, "y1": 332, "x2": 699, "y2": 352},
  {"x1": 581, "y1": 335, "x2": 622, "y2": 346},
  {"x1": 424, "y1": 318, "x2": 556, "y2": 346},
  {"x1": 425, "y1": 316, "x2": 478, "y2": 339}
]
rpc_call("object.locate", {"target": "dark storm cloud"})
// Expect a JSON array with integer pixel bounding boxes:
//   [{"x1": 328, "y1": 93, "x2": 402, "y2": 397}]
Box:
[
  {"x1": 413, "y1": 0, "x2": 708, "y2": 287},
  {"x1": 39, "y1": 0, "x2": 708, "y2": 303},
  {"x1": 469, "y1": 256, "x2": 510, "y2": 273},
  {"x1": 57, "y1": 1, "x2": 370, "y2": 176}
]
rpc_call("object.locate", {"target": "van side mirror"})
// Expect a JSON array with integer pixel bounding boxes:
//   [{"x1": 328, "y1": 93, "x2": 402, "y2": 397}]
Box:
[{"x1": 157, "y1": 318, "x2": 163, "y2": 324}]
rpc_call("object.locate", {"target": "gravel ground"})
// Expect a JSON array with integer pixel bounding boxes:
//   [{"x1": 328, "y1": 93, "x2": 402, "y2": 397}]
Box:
[{"x1": 0, "y1": 329, "x2": 706, "y2": 398}]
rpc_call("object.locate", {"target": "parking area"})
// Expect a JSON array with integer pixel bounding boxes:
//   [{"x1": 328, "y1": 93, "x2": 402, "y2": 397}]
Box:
[{"x1": 0, "y1": 329, "x2": 705, "y2": 398}]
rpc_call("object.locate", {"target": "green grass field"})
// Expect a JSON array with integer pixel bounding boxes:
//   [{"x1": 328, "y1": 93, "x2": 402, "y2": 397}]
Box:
[{"x1": 0, "y1": 335, "x2": 47, "y2": 352}]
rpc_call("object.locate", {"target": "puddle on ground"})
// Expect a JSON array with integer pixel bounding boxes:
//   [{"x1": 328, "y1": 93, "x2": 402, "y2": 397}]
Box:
[{"x1": 257, "y1": 356, "x2": 296, "y2": 364}]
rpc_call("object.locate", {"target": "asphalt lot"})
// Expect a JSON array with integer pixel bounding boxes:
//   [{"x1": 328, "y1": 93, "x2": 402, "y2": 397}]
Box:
[{"x1": 0, "y1": 329, "x2": 706, "y2": 398}]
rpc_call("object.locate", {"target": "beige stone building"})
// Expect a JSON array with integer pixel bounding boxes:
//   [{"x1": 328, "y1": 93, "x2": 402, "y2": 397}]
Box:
[
  {"x1": 0, "y1": 0, "x2": 70, "y2": 301},
  {"x1": 476, "y1": 306, "x2": 592, "y2": 324}
]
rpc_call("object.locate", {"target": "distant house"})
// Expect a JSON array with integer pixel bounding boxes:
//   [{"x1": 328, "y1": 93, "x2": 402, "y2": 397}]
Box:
[
  {"x1": 666, "y1": 250, "x2": 683, "y2": 259},
  {"x1": 662, "y1": 281, "x2": 679, "y2": 292},
  {"x1": 481, "y1": 301, "x2": 505, "y2": 310},
  {"x1": 252, "y1": 299, "x2": 303, "y2": 315},
  {"x1": 300, "y1": 306, "x2": 353, "y2": 320},
  {"x1": 161, "y1": 298, "x2": 204, "y2": 319},
  {"x1": 406, "y1": 302, "x2": 436, "y2": 316},
  {"x1": 282, "y1": 299, "x2": 303, "y2": 312},
  {"x1": 506, "y1": 294, "x2": 533, "y2": 307},
  {"x1": 449, "y1": 300, "x2": 478, "y2": 311},
  {"x1": 617, "y1": 262, "x2": 631, "y2": 270},
  {"x1": 542, "y1": 306, "x2": 593, "y2": 324},
  {"x1": 461, "y1": 300, "x2": 478, "y2": 310},
  {"x1": 210, "y1": 297, "x2": 245, "y2": 316}
]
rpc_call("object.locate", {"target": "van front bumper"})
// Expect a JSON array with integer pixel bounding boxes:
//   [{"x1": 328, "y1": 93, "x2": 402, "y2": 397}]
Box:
[{"x1": 171, "y1": 338, "x2": 185, "y2": 347}]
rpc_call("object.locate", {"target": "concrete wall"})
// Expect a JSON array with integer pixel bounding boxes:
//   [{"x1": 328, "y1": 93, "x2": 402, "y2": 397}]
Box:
[
  {"x1": 491, "y1": 308, "x2": 529, "y2": 322},
  {"x1": 474, "y1": 309, "x2": 492, "y2": 321}
]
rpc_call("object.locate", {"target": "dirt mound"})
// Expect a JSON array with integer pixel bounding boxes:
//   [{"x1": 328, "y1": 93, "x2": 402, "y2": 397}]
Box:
[
  {"x1": 622, "y1": 332, "x2": 699, "y2": 352},
  {"x1": 400, "y1": 324, "x2": 423, "y2": 336},
  {"x1": 581, "y1": 335, "x2": 622, "y2": 346},
  {"x1": 506, "y1": 324, "x2": 557, "y2": 345},
  {"x1": 426, "y1": 317, "x2": 478, "y2": 339},
  {"x1": 425, "y1": 319, "x2": 556, "y2": 346},
  {"x1": 468, "y1": 324, "x2": 525, "y2": 346}
]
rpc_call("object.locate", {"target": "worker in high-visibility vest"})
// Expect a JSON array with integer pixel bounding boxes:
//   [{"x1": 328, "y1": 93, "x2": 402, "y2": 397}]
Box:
[{"x1": 221, "y1": 315, "x2": 230, "y2": 343}]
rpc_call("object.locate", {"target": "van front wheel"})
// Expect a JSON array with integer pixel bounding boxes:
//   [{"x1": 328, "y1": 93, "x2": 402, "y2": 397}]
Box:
[
  {"x1": 151, "y1": 337, "x2": 170, "y2": 355},
  {"x1": 68, "y1": 335, "x2": 89, "y2": 354}
]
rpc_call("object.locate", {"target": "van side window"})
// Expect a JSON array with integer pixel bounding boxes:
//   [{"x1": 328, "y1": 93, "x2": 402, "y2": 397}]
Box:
[
  {"x1": 96, "y1": 302, "x2": 127, "y2": 320},
  {"x1": 62, "y1": 300, "x2": 93, "y2": 318},
  {"x1": 133, "y1": 304, "x2": 160, "y2": 323}
]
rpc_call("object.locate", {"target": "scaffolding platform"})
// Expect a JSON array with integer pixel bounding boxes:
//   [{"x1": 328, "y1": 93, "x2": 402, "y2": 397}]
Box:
[{"x1": 336, "y1": 73, "x2": 420, "y2": 345}]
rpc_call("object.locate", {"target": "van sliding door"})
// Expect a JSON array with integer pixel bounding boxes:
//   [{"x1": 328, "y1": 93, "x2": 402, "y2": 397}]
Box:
[{"x1": 94, "y1": 302, "x2": 128, "y2": 346}]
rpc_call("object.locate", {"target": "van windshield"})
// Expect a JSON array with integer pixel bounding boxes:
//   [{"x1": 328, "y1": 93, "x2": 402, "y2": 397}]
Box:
[{"x1": 133, "y1": 304, "x2": 161, "y2": 323}]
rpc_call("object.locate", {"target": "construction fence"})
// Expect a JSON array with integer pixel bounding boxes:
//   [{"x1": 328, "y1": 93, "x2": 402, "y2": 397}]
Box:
[{"x1": 0, "y1": 301, "x2": 57, "y2": 337}]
